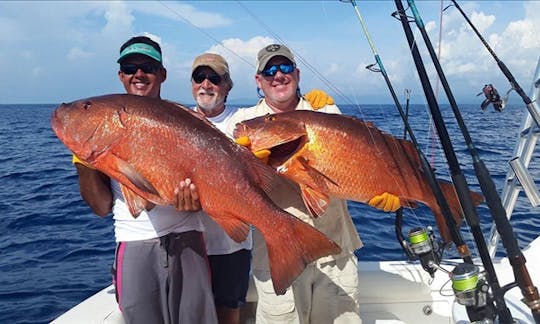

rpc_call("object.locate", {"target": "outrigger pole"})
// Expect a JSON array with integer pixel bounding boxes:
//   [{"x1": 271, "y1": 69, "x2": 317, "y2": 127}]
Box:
[
  {"x1": 342, "y1": 0, "x2": 473, "y2": 265},
  {"x1": 447, "y1": 1, "x2": 540, "y2": 321},
  {"x1": 393, "y1": 0, "x2": 513, "y2": 321}
]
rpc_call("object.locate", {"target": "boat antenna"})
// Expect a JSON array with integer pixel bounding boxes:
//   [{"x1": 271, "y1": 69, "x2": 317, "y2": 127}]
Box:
[
  {"x1": 392, "y1": 0, "x2": 512, "y2": 321},
  {"x1": 340, "y1": 0, "x2": 473, "y2": 269},
  {"x1": 447, "y1": 1, "x2": 540, "y2": 320}
]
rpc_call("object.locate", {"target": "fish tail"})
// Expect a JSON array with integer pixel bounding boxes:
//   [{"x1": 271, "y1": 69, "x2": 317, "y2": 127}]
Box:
[
  {"x1": 435, "y1": 181, "x2": 484, "y2": 243},
  {"x1": 262, "y1": 214, "x2": 341, "y2": 295}
]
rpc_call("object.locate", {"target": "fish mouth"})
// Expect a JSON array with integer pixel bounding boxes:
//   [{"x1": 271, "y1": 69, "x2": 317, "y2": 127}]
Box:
[{"x1": 265, "y1": 135, "x2": 307, "y2": 168}]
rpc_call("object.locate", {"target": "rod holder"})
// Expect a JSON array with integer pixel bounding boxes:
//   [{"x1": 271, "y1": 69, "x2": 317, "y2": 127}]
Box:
[{"x1": 509, "y1": 157, "x2": 540, "y2": 207}]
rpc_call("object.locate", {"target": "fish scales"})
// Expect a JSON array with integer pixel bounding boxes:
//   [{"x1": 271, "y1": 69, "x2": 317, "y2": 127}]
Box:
[
  {"x1": 233, "y1": 110, "x2": 483, "y2": 242},
  {"x1": 51, "y1": 94, "x2": 341, "y2": 295}
]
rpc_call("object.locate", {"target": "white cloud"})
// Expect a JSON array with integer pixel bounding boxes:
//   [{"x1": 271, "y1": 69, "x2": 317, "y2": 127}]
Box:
[
  {"x1": 31, "y1": 67, "x2": 43, "y2": 78},
  {"x1": 102, "y1": 1, "x2": 134, "y2": 35},
  {"x1": 67, "y1": 47, "x2": 94, "y2": 61},
  {"x1": 210, "y1": 36, "x2": 275, "y2": 69},
  {"x1": 202, "y1": 36, "x2": 277, "y2": 100},
  {"x1": 1, "y1": 1, "x2": 539, "y2": 104},
  {"x1": 327, "y1": 63, "x2": 339, "y2": 74},
  {"x1": 470, "y1": 11, "x2": 496, "y2": 34},
  {"x1": 130, "y1": 1, "x2": 232, "y2": 28}
]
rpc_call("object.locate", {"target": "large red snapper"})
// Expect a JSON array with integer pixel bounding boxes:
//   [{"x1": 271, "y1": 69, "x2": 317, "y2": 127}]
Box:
[
  {"x1": 233, "y1": 110, "x2": 484, "y2": 243},
  {"x1": 51, "y1": 94, "x2": 341, "y2": 295}
]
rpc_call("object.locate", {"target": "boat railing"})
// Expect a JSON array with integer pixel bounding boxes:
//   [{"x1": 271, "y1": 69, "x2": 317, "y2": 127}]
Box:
[{"x1": 488, "y1": 56, "x2": 540, "y2": 257}]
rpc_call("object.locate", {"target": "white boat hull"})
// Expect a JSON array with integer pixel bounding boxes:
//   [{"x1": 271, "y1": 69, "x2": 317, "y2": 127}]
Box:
[{"x1": 51, "y1": 236, "x2": 540, "y2": 324}]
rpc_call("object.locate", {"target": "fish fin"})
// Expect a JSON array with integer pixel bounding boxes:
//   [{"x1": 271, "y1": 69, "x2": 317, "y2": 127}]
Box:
[
  {"x1": 300, "y1": 184, "x2": 330, "y2": 218},
  {"x1": 295, "y1": 157, "x2": 339, "y2": 187},
  {"x1": 404, "y1": 200, "x2": 419, "y2": 209},
  {"x1": 211, "y1": 214, "x2": 250, "y2": 243},
  {"x1": 249, "y1": 160, "x2": 276, "y2": 195},
  {"x1": 434, "y1": 180, "x2": 484, "y2": 242},
  {"x1": 116, "y1": 158, "x2": 160, "y2": 196},
  {"x1": 120, "y1": 184, "x2": 154, "y2": 218},
  {"x1": 261, "y1": 210, "x2": 341, "y2": 295}
]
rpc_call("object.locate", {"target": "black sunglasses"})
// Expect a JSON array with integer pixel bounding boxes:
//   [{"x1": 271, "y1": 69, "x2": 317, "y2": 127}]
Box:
[
  {"x1": 192, "y1": 72, "x2": 222, "y2": 85},
  {"x1": 120, "y1": 62, "x2": 161, "y2": 75},
  {"x1": 260, "y1": 63, "x2": 296, "y2": 77}
]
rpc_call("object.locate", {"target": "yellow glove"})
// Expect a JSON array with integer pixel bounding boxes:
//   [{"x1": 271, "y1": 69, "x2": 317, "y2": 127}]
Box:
[
  {"x1": 304, "y1": 89, "x2": 335, "y2": 110},
  {"x1": 235, "y1": 136, "x2": 271, "y2": 164},
  {"x1": 72, "y1": 154, "x2": 95, "y2": 169},
  {"x1": 368, "y1": 192, "x2": 400, "y2": 212}
]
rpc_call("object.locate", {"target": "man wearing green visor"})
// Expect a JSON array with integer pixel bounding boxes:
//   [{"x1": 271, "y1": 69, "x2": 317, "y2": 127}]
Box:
[{"x1": 73, "y1": 36, "x2": 217, "y2": 324}]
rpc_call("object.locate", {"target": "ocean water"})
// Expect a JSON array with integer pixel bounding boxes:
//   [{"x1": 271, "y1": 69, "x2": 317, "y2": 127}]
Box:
[{"x1": 1, "y1": 102, "x2": 538, "y2": 323}]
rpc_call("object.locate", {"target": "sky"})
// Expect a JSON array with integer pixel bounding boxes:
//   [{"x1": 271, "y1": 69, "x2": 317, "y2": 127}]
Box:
[{"x1": 1, "y1": 1, "x2": 539, "y2": 105}]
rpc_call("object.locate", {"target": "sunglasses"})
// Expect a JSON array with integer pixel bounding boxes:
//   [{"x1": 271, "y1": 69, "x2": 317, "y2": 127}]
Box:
[
  {"x1": 260, "y1": 63, "x2": 296, "y2": 77},
  {"x1": 192, "y1": 72, "x2": 222, "y2": 85},
  {"x1": 120, "y1": 62, "x2": 161, "y2": 75}
]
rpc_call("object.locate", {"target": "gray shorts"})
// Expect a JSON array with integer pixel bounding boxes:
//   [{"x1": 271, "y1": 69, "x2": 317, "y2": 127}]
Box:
[{"x1": 113, "y1": 231, "x2": 217, "y2": 324}]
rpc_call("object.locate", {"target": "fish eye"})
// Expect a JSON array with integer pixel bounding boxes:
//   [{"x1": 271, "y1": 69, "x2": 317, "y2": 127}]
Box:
[
  {"x1": 83, "y1": 101, "x2": 92, "y2": 110},
  {"x1": 266, "y1": 116, "x2": 276, "y2": 121}
]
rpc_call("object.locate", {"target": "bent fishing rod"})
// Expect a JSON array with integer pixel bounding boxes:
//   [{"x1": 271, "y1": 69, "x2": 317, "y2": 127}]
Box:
[
  {"x1": 449, "y1": 0, "x2": 540, "y2": 128},
  {"x1": 407, "y1": 0, "x2": 540, "y2": 321},
  {"x1": 341, "y1": 0, "x2": 473, "y2": 266},
  {"x1": 393, "y1": 0, "x2": 512, "y2": 321}
]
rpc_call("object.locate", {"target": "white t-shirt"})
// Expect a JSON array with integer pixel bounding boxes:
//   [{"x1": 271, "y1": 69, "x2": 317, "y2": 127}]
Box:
[
  {"x1": 111, "y1": 180, "x2": 205, "y2": 242},
  {"x1": 194, "y1": 106, "x2": 253, "y2": 255}
]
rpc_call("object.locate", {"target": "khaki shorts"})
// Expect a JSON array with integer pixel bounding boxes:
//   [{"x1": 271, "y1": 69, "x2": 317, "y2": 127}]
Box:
[{"x1": 253, "y1": 254, "x2": 361, "y2": 324}]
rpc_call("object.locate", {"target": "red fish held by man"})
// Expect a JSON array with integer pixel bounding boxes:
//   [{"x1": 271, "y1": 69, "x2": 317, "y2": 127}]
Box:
[
  {"x1": 233, "y1": 110, "x2": 484, "y2": 243},
  {"x1": 51, "y1": 94, "x2": 341, "y2": 295}
]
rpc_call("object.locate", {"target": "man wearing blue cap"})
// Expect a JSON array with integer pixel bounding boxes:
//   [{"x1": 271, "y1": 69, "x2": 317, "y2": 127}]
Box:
[{"x1": 73, "y1": 36, "x2": 217, "y2": 324}]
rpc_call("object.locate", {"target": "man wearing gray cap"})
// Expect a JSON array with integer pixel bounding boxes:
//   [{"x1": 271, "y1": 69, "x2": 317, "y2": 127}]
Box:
[
  {"x1": 73, "y1": 36, "x2": 217, "y2": 324},
  {"x1": 227, "y1": 43, "x2": 401, "y2": 323}
]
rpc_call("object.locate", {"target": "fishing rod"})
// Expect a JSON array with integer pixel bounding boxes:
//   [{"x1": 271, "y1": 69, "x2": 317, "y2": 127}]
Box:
[
  {"x1": 449, "y1": 0, "x2": 540, "y2": 127},
  {"x1": 448, "y1": 0, "x2": 540, "y2": 250},
  {"x1": 341, "y1": 0, "x2": 473, "y2": 269},
  {"x1": 393, "y1": 0, "x2": 511, "y2": 321},
  {"x1": 403, "y1": 89, "x2": 411, "y2": 139},
  {"x1": 406, "y1": 0, "x2": 540, "y2": 321}
]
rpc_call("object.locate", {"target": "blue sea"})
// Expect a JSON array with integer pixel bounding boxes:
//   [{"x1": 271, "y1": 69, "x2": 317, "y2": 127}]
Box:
[{"x1": 1, "y1": 102, "x2": 539, "y2": 323}]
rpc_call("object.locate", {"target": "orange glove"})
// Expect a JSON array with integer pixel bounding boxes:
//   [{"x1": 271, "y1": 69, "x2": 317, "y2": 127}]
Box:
[
  {"x1": 304, "y1": 89, "x2": 335, "y2": 110},
  {"x1": 72, "y1": 154, "x2": 95, "y2": 169},
  {"x1": 235, "y1": 136, "x2": 271, "y2": 164},
  {"x1": 368, "y1": 192, "x2": 400, "y2": 212}
]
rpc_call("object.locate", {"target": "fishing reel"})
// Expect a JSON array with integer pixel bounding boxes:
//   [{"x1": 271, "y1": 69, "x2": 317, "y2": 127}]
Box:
[
  {"x1": 452, "y1": 263, "x2": 489, "y2": 307},
  {"x1": 477, "y1": 84, "x2": 512, "y2": 112},
  {"x1": 395, "y1": 208, "x2": 442, "y2": 278},
  {"x1": 406, "y1": 227, "x2": 442, "y2": 278},
  {"x1": 402, "y1": 225, "x2": 495, "y2": 321},
  {"x1": 451, "y1": 263, "x2": 495, "y2": 322},
  {"x1": 395, "y1": 209, "x2": 443, "y2": 277}
]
